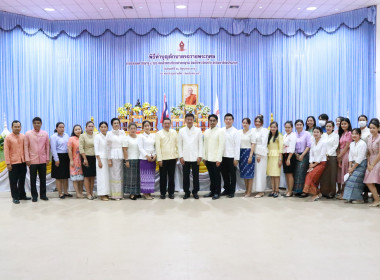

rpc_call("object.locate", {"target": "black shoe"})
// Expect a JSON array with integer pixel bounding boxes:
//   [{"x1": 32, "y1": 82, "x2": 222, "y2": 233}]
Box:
[
  {"x1": 299, "y1": 193, "x2": 308, "y2": 198},
  {"x1": 32, "y1": 197, "x2": 38, "y2": 202},
  {"x1": 204, "y1": 192, "x2": 214, "y2": 198},
  {"x1": 64, "y1": 193, "x2": 73, "y2": 197},
  {"x1": 160, "y1": 194, "x2": 166, "y2": 199},
  {"x1": 59, "y1": 195, "x2": 65, "y2": 199},
  {"x1": 183, "y1": 193, "x2": 191, "y2": 199},
  {"x1": 227, "y1": 194, "x2": 235, "y2": 198},
  {"x1": 220, "y1": 190, "x2": 228, "y2": 196},
  {"x1": 169, "y1": 194, "x2": 174, "y2": 199},
  {"x1": 13, "y1": 199, "x2": 20, "y2": 204},
  {"x1": 212, "y1": 194, "x2": 220, "y2": 200},
  {"x1": 136, "y1": 194, "x2": 142, "y2": 199},
  {"x1": 20, "y1": 196, "x2": 31, "y2": 200},
  {"x1": 40, "y1": 197, "x2": 49, "y2": 201},
  {"x1": 193, "y1": 194, "x2": 199, "y2": 199}
]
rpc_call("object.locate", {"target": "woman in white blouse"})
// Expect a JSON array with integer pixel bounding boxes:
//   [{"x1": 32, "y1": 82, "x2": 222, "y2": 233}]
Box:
[
  {"x1": 343, "y1": 128, "x2": 367, "y2": 203},
  {"x1": 252, "y1": 115, "x2": 268, "y2": 198},
  {"x1": 138, "y1": 120, "x2": 156, "y2": 200},
  {"x1": 106, "y1": 118, "x2": 126, "y2": 200},
  {"x1": 94, "y1": 121, "x2": 110, "y2": 201},
  {"x1": 239, "y1": 118, "x2": 256, "y2": 198},
  {"x1": 122, "y1": 122, "x2": 140, "y2": 200},
  {"x1": 303, "y1": 127, "x2": 327, "y2": 201},
  {"x1": 319, "y1": 121, "x2": 339, "y2": 198},
  {"x1": 282, "y1": 121, "x2": 297, "y2": 197}
]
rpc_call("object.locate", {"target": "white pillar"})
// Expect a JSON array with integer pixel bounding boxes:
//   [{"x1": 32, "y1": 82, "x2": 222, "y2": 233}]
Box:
[{"x1": 376, "y1": 5, "x2": 380, "y2": 118}]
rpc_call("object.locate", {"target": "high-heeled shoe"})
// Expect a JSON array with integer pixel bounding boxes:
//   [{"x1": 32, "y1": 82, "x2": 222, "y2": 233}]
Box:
[{"x1": 369, "y1": 200, "x2": 380, "y2": 207}]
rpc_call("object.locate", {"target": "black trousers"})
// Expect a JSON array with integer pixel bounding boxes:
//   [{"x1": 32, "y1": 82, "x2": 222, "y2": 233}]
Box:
[
  {"x1": 159, "y1": 159, "x2": 177, "y2": 195},
  {"x1": 8, "y1": 163, "x2": 27, "y2": 200},
  {"x1": 183, "y1": 161, "x2": 200, "y2": 195},
  {"x1": 29, "y1": 163, "x2": 47, "y2": 199},
  {"x1": 220, "y1": 157, "x2": 237, "y2": 195},
  {"x1": 205, "y1": 161, "x2": 221, "y2": 195}
]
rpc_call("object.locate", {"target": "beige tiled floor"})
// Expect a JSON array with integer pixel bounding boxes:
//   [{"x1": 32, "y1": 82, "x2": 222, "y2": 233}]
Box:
[{"x1": 0, "y1": 192, "x2": 379, "y2": 280}]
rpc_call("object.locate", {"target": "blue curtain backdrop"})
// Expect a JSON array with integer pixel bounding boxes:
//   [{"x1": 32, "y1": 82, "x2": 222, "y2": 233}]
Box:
[{"x1": 0, "y1": 7, "x2": 376, "y2": 134}]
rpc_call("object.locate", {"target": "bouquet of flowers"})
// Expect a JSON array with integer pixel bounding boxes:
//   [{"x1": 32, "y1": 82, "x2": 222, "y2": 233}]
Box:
[
  {"x1": 186, "y1": 106, "x2": 194, "y2": 113},
  {"x1": 143, "y1": 109, "x2": 152, "y2": 117},
  {"x1": 132, "y1": 107, "x2": 141, "y2": 113},
  {"x1": 171, "y1": 108, "x2": 181, "y2": 117},
  {"x1": 200, "y1": 106, "x2": 211, "y2": 116},
  {"x1": 196, "y1": 103, "x2": 204, "y2": 110},
  {"x1": 142, "y1": 102, "x2": 150, "y2": 109},
  {"x1": 178, "y1": 102, "x2": 186, "y2": 110},
  {"x1": 124, "y1": 103, "x2": 132, "y2": 110},
  {"x1": 150, "y1": 106, "x2": 158, "y2": 114},
  {"x1": 117, "y1": 107, "x2": 128, "y2": 117}
]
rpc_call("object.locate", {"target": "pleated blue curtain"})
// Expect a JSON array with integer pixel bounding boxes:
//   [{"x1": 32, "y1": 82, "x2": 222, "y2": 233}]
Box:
[{"x1": 0, "y1": 7, "x2": 376, "y2": 134}]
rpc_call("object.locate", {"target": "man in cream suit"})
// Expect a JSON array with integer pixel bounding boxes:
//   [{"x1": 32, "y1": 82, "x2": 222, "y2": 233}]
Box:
[
  {"x1": 203, "y1": 114, "x2": 225, "y2": 200},
  {"x1": 178, "y1": 113, "x2": 203, "y2": 199},
  {"x1": 156, "y1": 118, "x2": 178, "y2": 199}
]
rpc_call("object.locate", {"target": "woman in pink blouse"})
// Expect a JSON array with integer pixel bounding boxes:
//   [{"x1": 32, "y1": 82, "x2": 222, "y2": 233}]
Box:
[
  {"x1": 68, "y1": 125, "x2": 84, "y2": 198},
  {"x1": 337, "y1": 118, "x2": 352, "y2": 199}
]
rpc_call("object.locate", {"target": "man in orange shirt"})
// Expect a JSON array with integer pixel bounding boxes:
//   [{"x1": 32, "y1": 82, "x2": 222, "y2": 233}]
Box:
[
  {"x1": 185, "y1": 87, "x2": 197, "y2": 105},
  {"x1": 4, "y1": 120, "x2": 30, "y2": 204}
]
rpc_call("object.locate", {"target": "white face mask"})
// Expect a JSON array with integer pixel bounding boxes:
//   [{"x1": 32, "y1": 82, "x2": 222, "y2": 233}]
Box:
[
  {"x1": 358, "y1": 121, "x2": 367, "y2": 128},
  {"x1": 318, "y1": 120, "x2": 326, "y2": 127}
]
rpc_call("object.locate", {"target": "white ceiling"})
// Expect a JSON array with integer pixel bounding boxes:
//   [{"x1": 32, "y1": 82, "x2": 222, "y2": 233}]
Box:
[{"x1": 0, "y1": 0, "x2": 378, "y2": 20}]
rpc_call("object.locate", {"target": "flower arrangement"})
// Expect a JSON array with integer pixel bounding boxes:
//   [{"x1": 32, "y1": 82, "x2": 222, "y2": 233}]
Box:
[
  {"x1": 196, "y1": 103, "x2": 204, "y2": 110},
  {"x1": 0, "y1": 135, "x2": 4, "y2": 151},
  {"x1": 142, "y1": 102, "x2": 150, "y2": 109},
  {"x1": 124, "y1": 103, "x2": 132, "y2": 110},
  {"x1": 171, "y1": 108, "x2": 181, "y2": 117},
  {"x1": 117, "y1": 107, "x2": 128, "y2": 117},
  {"x1": 178, "y1": 102, "x2": 186, "y2": 110},
  {"x1": 132, "y1": 107, "x2": 141, "y2": 113},
  {"x1": 200, "y1": 106, "x2": 211, "y2": 116},
  {"x1": 150, "y1": 106, "x2": 158, "y2": 114},
  {"x1": 186, "y1": 106, "x2": 194, "y2": 113},
  {"x1": 143, "y1": 109, "x2": 152, "y2": 117}
]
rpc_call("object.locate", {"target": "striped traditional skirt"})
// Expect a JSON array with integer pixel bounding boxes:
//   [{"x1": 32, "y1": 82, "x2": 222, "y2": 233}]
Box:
[
  {"x1": 140, "y1": 160, "x2": 155, "y2": 194},
  {"x1": 123, "y1": 159, "x2": 140, "y2": 195},
  {"x1": 239, "y1": 148, "x2": 255, "y2": 179},
  {"x1": 293, "y1": 153, "x2": 310, "y2": 193},
  {"x1": 343, "y1": 160, "x2": 367, "y2": 201},
  {"x1": 303, "y1": 162, "x2": 327, "y2": 195}
]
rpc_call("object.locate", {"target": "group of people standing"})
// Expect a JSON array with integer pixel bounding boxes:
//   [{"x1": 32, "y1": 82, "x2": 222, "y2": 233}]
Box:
[{"x1": 3, "y1": 113, "x2": 380, "y2": 207}]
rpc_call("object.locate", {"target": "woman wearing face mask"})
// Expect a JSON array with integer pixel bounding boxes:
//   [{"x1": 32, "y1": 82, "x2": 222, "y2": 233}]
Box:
[
  {"x1": 94, "y1": 121, "x2": 110, "y2": 201},
  {"x1": 305, "y1": 116, "x2": 316, "y2": 134},
  {"x1": 319, "y1": 121, "x2": 339, "y2": 198},
  {"x1": 358, "y1": 115, "x2": 370, "y2": 144},
  {"x1": 337, "y1": 118, "x2": 352, "y2": 199},
  {"x1": 335, "y1": 116, "x2": 344, "y2": 134},
  {"x1": 303, "y1": 127, "x2": 327, "y2": 201},
  {"x1": 318, "y1": 114, "x2": 329, "y2": 133},
  {"x1": 363, "y1": 118, "x2": 380, "y2": 207},
  {"x1": 282, "y1": 121, "x2": 297, "y2": 197},
  {"x1": 106, "y1": 118, "x2": 125, "y2": 200},
  {"x1": 342, "y1": 128, "x2": 367, "y2": 204},
  {"x1": 294, "y1": 119, "x2": 312, "y2": 196},
  {"x1": 266, "y1": 122, "x2": 283, "y2": 198},
  {"x1": 138, "y1": 121, "x2": 156, "y2": 200}
]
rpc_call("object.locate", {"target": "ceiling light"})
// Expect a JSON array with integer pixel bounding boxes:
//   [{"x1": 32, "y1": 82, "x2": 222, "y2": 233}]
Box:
[
  {"x1": 297, "y1": 8, "x2": 301, "y2": 10},
  {"x1": 100, "y1": 7, "x2": 103, "y2": 10},
  {"x1": 60, "y1": 9, "x2": 64, "y2": 11},
  {"x1": 306, "y1": 7, "x2": 317, "y2": 11},
  {"x1": 123, "y1": 6, "x2": 134, "y2": 9},
  {"x1": 335, "y1": 8, "x2": 339, "y2": 11},
  {"x1": 259, "y1": 6, "x2": 262, "y2": 9},
  {"x1": 44, "y1": 8, "x2": 55, "y2": 12},
  {"x1": 176, "y1": 5, "x2": 187, "y2": 9},
  {"x1": 220, "y1": 6, "x2": 223, "y2": 8},
  {"x1": 139, "y1": 6, "x2": 143, "y2": 9},
  {"x1": 229, "y1": 5, "x2": 239, "y2": 9}
]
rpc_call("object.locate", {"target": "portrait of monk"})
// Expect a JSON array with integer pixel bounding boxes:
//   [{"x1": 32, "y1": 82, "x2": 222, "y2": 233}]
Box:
[{"x1": 185, "y1": 87, "x2": 197, "y2": 105}]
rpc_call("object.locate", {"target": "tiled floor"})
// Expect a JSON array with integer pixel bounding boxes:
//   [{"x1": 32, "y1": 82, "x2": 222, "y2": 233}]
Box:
[{"x1": 0, "y1": 192, "x2": 379, "y2": 280}]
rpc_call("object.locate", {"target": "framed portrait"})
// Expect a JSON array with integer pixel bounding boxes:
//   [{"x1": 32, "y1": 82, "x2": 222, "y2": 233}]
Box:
[{"x1": 182, "y1": 84, "x2": 199, "y2": 107}]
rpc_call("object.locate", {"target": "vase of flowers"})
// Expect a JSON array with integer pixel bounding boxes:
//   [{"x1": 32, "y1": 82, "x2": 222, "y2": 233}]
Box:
[
  {"x1": 200, "y1": 106, "x2": 211, "y2": 117},
  {"x1": 143, "y1": 109, "x2": 152, "y2": 117},
  {"x1": 185, "y1": 106, "x2": 194, "y2": 113},
  {"x1": 117, "y1": 107, "x2": 128, "y2": 118},
  {"x1": 196, "y1": 103, "x2": 204, "y2": 110},
  {"x1": 150, "y1": 106, "x2": 158, "y2": 115},
  {"x1": 132, "y1": 107, "x2": 141, "y2": 115},
  {"x1": 178, "y1": 102, "x2": 185, "y2": 110}
]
